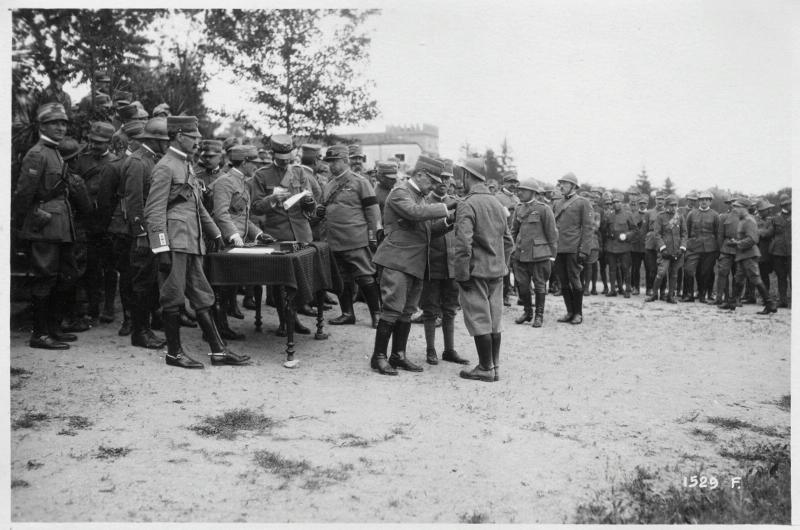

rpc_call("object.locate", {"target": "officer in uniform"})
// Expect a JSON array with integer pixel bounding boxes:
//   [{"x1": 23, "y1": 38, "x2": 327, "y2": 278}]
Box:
[
  {"x1": 495, "y1": 171, "x2": 520, "y2": 306},
  {"x1": 144, "y1": 115, "x2": 250, "y2": 368},
  {"x1": 683, "y1": 190, "x2": 720, "y2": 303},
  {"x1": 763, "y1": 194, "x2": 791, "y2": 308},
  {"x1": 645, "y1": 195, "x2": 687, "y2": 303},
  {"x1": 581, "y1": 191, "x2": 602, "y2": 296},
  {"x1": 370, "y1": 156, "x2": 454, "y2": 375},
  {"x1": 348, "y1": 144, "x2": 367, "y2": 176},
  {"x1": 721, "y1": 198, "x2": 777, "y2": 313},
  {"x1": 643, "y1": 192, "x2": 666, "y2": 297},
  {"x1": 629, "y1": 195, "x2": 649, "y2": 295},
  {"x1": 553, "y1": 173, "x2": 592, "y2": 324},
  {"x1": 152, "y1": 103, "x2": 171, "y2": 119},
  {"x1": 418, "y1": 162, "x2": 468, "y2": 364},
  {"x1": 194, "y1": 139, "x2": 225, "y2": 213},
  {"x1": 755, "y1": 199, "x2": 775, "y2": 298},
  {"x1": 601, "y1": 193, "x2": 637, "y2": 297},
  {"x1": 296, "y1": 143, "x2": 324, "y2": 202},
  {"x1": 374, "y1": 161, "x2": 398, "y2": 217},
  {"x1": 713, "y1": 195, "x2": 739, "y2": 306},
  {"x1": 453, "y1": 158, "x2": 514, "y2": 382},
  {"x1": 76, "y1": 70, "x2": 111, "y2": 118},
  {"x1": 512, "y1": 179, "x2": 558, "y2": 327},
  {"x1": 12, "y1": 103, "x2": 82, "y2": 349},
  {"x1": 316, "y1": 145, "x2": 383, "y2": 327}
]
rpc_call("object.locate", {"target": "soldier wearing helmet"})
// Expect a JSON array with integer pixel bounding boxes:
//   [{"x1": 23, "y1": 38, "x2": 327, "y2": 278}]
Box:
[
  {"x1": 628, "y1": 194, "x2": 650, "y2": 295},
  {"x1": 601, "y1": 192, "x2": 637, "y2": 298},
  {"x1": 762, "y1": 194, "x2": 791, "y2": 307},
  {"x1": 643, "y1": 191, "x2": 667, "y2": 298},
  {"x1": 755, "y1": 198, "x2": 775, "y2": 300},
  {"x1": 645, "y1": 195, "x2": 687, "y2": 303},
  {"x1": 495, "y1": 170, "x2": 521, "y2": 306},
  {"x1": 683, "y1": 190, "x2": 720, "y2": 303},
  {"x1": 711, "y1": 193, "x2": 740, "y2": 306}
]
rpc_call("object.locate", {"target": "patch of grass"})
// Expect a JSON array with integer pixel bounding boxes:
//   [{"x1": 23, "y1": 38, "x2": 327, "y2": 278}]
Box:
[
  {"x1": 12, "y1": 412, "x2": 50, "y2": 430},
  {"x1": 706, "y1": 417, "x2": 750, "y2": 430},
  {"x1": 254, "y1": 451, "x2": 354, "y2": 490},
  {"x1": 189, "y1": 409, "x2": 278, "y2": 440},
  {"x1": 574, "y1": 446, "x2": 790, "y2": 524},
  {"x1": 95, "y1": 446, "x2": 131, "y2": 460},
  {"x1": 10, "y1": 367, "x2": 32, "y2": 376},
  {"x1": 718, "y1": 441, "x2": 789, "y2": 463},
  {"x1": 776, "y1": 395, "x2": 790, "y2": 411},
  {"x1": 57, "y1": 429, "x2": 78, "y2": 436},
  {"x1": 67, "y1": 416, "x2": 93, "y2": 430},
  {"x1": 26, "y1": 460, "x2": 43, "y2": 470},
  {"x1": 690, "y1": 428, "x2": 718, "y2": 442},
  {"x1": 336, "y1": 433, "x2": 370, "y2": 447},
  {"x1": 254, "y1": 450, "x2": 311, "y2": 479},
  {"x1": 459, "y1": 511, "x2": 491, "y2": 524},
  {"x1": 11, "y1": 479, "x2": 30, "y2": 489}
]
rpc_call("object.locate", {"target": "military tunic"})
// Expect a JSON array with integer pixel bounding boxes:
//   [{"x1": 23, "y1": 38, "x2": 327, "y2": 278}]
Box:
[
  {"x1": 210, "y1": 168, "x2": 260, "y2": 242},
  {"x1": 420, "y1": 191, "x2": 459, "y2": 321},
  {"x1": 553, "y1": 192, "x2": 593, "y2": 291},
  {"x1": 512, "y1": 199, "x2": 558, "y2": 295},
  {"x1": 764, "y1": 209, "x2": 791, "y2": 305},
  {"x1": 684, "y1": 207, "x2": 720, "y2": 298},
  {"x1": 250, "y1": 164, "x2": 317, "y2": 244},
  {"x1": 653, "y1": 210, "x2": 687, "y2": 292}
]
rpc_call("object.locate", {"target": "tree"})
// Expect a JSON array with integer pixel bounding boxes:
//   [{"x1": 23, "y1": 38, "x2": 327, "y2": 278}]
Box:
[
  {"x1": 635, "y1": 168, "x2": 652, "y2": 198},
  {"x1": 204, "y1": 9, "x2": 379, "y2": 136},
  {"x1": 484, "y1": 149, "x2": 502, "y2": 184},
  {"x1": 499, "y1": 136, "x2": 514, "y2": 170},
  {"x1": 662, "y1": 177, "x2": 676, "y2": 197}
]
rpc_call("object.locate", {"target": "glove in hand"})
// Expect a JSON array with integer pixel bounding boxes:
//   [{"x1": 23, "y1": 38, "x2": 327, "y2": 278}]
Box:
[{"x1": 157, "y1": 252, "x2": 172, "y2": 274}]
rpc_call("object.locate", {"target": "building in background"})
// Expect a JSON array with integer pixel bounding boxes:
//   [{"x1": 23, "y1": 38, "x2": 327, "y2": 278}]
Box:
[{"x1": 345, "y1": 123, "x2": 439, "y2": 172}]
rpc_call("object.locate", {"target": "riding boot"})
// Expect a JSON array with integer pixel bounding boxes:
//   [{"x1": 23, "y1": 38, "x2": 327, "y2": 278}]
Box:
[
  {"x1": 515, "y1": 292, "x2": 533, "y2": 324},
  {"x1": 370, "y1": 319, "x2": 397, "y2": 375},
  {"x1": 571, "y1": 290, "x2": 584, "y2": 324},
  {"x1": 359, "y1": 279, "x2": 382, "y2": 329},
  {"x1": 557, "y1": 288, "x2": 574, "y2": 322},
  {"x1": 118, "y1": 309, "x2": 132, "y2": 336},
  {"x1": 163, "y1": 308, "x2": 203, "y2": 368},
  {"x1": 645, "y1": 276, "x2": 662, "y2": 302},
  {"x1": 47, "y1": 293, "x2": 77, "y2": 343},
  {"x1": 459, "y1": 335, "x2": 495, "y2": 382},
  {"x1": 226, "y1": 289, "x2": 244, "y2": 319},
  {"x1": 329, "y1": 284, "x2": 356, "y2": 325},
  {"x1": 388, "y1": 320, "x2": 422, "y2": 371},
  {"x1": 150, "y1": 309, "x2": 163, "y2": 331},
  {"x1": 440, "y1": 316, "x2": 468, "y2": 364},
  {"x1": 195, "y1": 307, "x2": 250, "y2": 365},
  {"x1": 214, "y1": 301, "x2": 245, "y2": 341},
  {"x1": 532, "y1": 293, "x2": 545, "y2": 328},
  {"x1": 29, "y1": 295, "x2": 69, "y2": 350},
  {"x1": 131, "y1": 307, "x2": 166, "y2": 349},
  {"x1": 755, "y1": 282, "x2": 778, "y2": 314},
  {"x1": 100, "y1": 273, "x2": 117, "y2": 323},
  {"x1": 490, "y1": 332, "x2": 501, "y2": 381},
  {"x1": 423, "y1": 316, "x2": 438, "y2": 364},
  {"x1": 721, "y1": 281, "x2": 741, "y2": 310}
]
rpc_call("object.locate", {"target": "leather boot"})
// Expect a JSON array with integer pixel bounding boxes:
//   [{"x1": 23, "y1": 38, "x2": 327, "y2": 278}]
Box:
[
  {"x1": 131, "y1": 308, "x2": 167, "y2": 349},
  {"x1": 645, "y1": 277, "x2": 662, "y2": 302},
  {"x1": 179, "y1": 307, "x2": 197, "y2": 328},
  {"x1": 441, "y1": 316, "x2": 468, "y2": 364},
  {"x1": 491, "y1": 332, "x2": 501, "y2": 381},
  {"x1": 755, "y1": 283, "x2": 777, "y2": 314},
  {"x1": 163, "y1": 308, "x2": 203, "y2": 368},
  {"x1": 370, "y1": 319, "x2": 397, "y2": 375},
  {"x1": 423, "y1": 316, "x2": 438, "y2": 364},
  {"x1": 329, "y1": 284, "x2": 356, "y2": 325},
  {"x1": 570, "y1": 290, "x2": 584, "y2": 324},
  {"x1": 720, "y1": 282, "x2": 740, "y2": 310},
  {"x1": 532, "y1": 293, "x2": 545, "y2": 328},
  {"x1": 214, "y1": 303, "x2": 245, "y2": 341},
  {"x1": 515, "y1": 292, "x2": 533, "y2": 324},
  {"x1": 47, "y1": 293, "x2": 77, "y2": 343},
  {"x1": 242, "y1": 287, "x2": 257, "y2": 310},
  {"x1": 118, "y1": 309, "x2": 132, "y2": 336},
  {"x1": 29, "y1": 296, "x2": 69, "y2": 350},
  {"x1": 557, "y1": 288, "x2": 574, "y2": 322},
  {"x1": 196, "y1": 308, "x2": 250, "y2": 366},
  {"x1": 150, "y1": 309, "x2": 163, "y2": 331},
  {"x1": 226, "y1": 290, "x2": 244, "y2": 319},
  {"x1": 388, "y1": 320, "x2": 423, "y2": 372},
  {"x1": 358, "y1": 279, "x2": 382, "y2": 329},
  {"x1": 459, "y1": 335, "x2": 495, "y2": 382}
]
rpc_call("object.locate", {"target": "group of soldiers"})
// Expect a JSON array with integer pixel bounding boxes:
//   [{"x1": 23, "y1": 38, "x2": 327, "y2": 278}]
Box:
[{"x1": 11, "y1": 74, "x2": 792, "y2": 381}]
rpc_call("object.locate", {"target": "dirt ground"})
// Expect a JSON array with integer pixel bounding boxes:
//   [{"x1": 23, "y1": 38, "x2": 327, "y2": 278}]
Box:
[{"x1": 8, "y1": 292, "x2": 792, "y2": 524}]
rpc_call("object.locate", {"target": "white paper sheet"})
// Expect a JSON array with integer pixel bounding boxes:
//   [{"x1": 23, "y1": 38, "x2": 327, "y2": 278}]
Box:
[{"x1": 228, "y1": 247, "x2": 275, "y2": 254}]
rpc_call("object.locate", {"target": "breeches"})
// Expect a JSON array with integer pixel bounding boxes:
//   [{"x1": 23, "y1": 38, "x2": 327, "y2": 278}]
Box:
[
  {"x1": 459, "y1": 277, "x2": 503, "y2": 336},
  {"x1": 379, "y1": 267, "x2": 423, "y2": 323}
]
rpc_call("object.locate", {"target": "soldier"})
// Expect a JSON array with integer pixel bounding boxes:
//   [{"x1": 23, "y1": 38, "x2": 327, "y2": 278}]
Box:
[
  {"x1": 712, "y1": 195, "x2": 739, "y2": 306},
  {"x1": 348, "y1": 144, "x2": 367, "y2": 176},
  {"x1": 495, "y1": 171, "x2": 520, "y2": 306},
  {"x1": 643, "y1": 192, "x2": 666, "y2": 297},
  {"x1": 720, "y1": 198, "x2": 777, "y2": 313},
  {"x1": 754, "y1": 199, "x2": 774, "y2": 298},
  {"x1": 419, "y1": 164, "x2": 468, "y2": 364},
  {"x1": 597, "y1": 192, "x2": 613, "y2": 294},
  {"x1": 316, "y1": 145, "x2": 383, "y2": 327},
  {"x1": 194, "y1": 139, "x2": 225, "y2": 213},
  {"x1": 152, "y1": 103, "x2": 170, "y2": 119},
  {"x1": 512, "y1": 179, "x2": 558, "y2": 327},
  {"x1": 12, "y1": 103, "x2": 84, "y2": 349},
  {"x1": 453, "y1": 159, "x2": 514, "y2": 382},
  {"x1": 76, "y1": 70, "x2": 111, "y2": 118},
  {"x1": 629, "y1": 195, "x2": 649, "y2": 295},
  {"x1": 582, "y1": 192, "x2": 601, "y2": 296},
  {"x1": 764, "y1": 194, "x2": 791, "y2": 308},
  {"x1": 370, "y1": 156, "x2": 454, "y2": 375},
  {"x1": 297, "y1": 143, "x2": 324, "y2": 202},
  {"x1": 553, "y1": 173, "x2": 592, "y2": 324},
  {"x1": 645, "y1": 195, "x2": 687, "y2": 303},
  {"x1": 602, "y1": 192, "x2": 637, "y2": 297},
  {"x1": 683, "y1": 190, "x2": 720, "y2": 303},
  {"x1": 374, "y1": 161, "x2": 398, "y2": 217},
  {"x1": 143, "y1": 115, "x2": 250, "y2": 368},
  {"x1": 210, "y1": 144, "x2": 274, "y2": 339}
]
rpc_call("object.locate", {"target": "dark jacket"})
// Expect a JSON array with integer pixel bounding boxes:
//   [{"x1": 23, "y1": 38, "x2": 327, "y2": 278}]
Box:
[
  {"x1": 321, "y1": 169, "x2": 381, "y2": 252},
  {"x1": 512, "y1": 199, "x2": 558, "y2": 262},
  {"x1": 250, "y1": 164, "x2": 318, "y2": 244},
  {"x1": 553, "y1": 193, "x2": 593, "y2": 255},
  {"x1": 211, "y1": 168, "x2": 260, "y2": 242},
  {"x1": 602, "y1": 209, "x2": 637, "y2": 253},
  {"x1": 735, "y1": 214, "x2": 760, "y2": 262},
  {"x1": 654, "y1": 210, "x2": 687, "y2": 256},
  {"x1": 766, "y1": 210, "x2": 791, "y2": 257},
  {"x1": 686, "y1": 208, "x2": 720, "y2": 253}
]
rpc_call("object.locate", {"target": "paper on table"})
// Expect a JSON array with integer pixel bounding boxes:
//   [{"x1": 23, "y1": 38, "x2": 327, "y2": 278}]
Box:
[
  {"x1": 228, "y1": 247, "x2": 275, "y2": 254},
  {"x1": 283, "y1": 189, "x2": 311, "y2": 210}
]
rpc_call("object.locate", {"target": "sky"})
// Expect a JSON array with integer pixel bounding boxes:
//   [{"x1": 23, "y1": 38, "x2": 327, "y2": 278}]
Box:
[{"x1": 53, "y1": 0, "x2": 795, "y2": 196}]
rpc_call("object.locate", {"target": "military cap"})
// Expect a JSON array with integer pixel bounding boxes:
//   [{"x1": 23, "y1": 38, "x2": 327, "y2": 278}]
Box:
[
  {"x1": 665, "y1": 194, "x2": 679, "y2": 205},
  {"x1": 113, "y1": 90, "x2": 132, "y2": 104},
  {"x1": 518, "y1": 178, "x2": 542, "y2": 193},
  {"x1": 697, "y1": 190, "x2": 714, "y2": 200},
  {"x1": 557, "y1": 172, "x2": 580, "y2": 188},
  {"x1": 87, "y1": 121, "x2": 115, "y2": 143},
  {"x1": 551, "y1": 190, "x2": 564, "y2": 200},
  {"x1": 37, "y1": 102, "x2": 68, "y2": 123},
  {"x1": 121, "y1": 120, "x2": 145, "y2": 137},
  {"x1": 376, "y1": 161, "x2": 398, "y2": 177},
  {"x1": 414, "y1": 154, "x2": 444, "y2": 178},
  {"x1": 543, "y1": 183, "x2": 554, "y2": 193},
  {"x1": 134, "y1": 105, "x2": 149, "y2": 121},
  {"x1": 94, "y1": 70, "x2": 111, "y2": 83},
  {"x1": 323, "y1": 144, "x2": 349, "y2": 161},
  {"x1": 228, "y1": 144, "x2": 259, "y2": 161},
  {"x1": 348, "y1": 144, "x2": 365, "y2": 159},
  {"x1": 612, "y1": 192, "x2": 624, "y2": 202},
  {"x1": 579, "y1": 190, "x2": 591, "y2": 198},
  {"x1": 441, "y1": 159, "x2": 454, "y2": 178},
  {"x1": 460, "y1": 158, "x2": 487, "y2": 181},
  {"x1": 655, "y1": 191, "x2": 667, "y2": 199},
  {"x1": 723, "y1": 194, "x2": 735, "y2": 203},
  {"x1": 201, "y1": 139, "x2": 224, "y2": 155},
  {"x1": 779, "y1": 193, "x2": 791, "y2": 206},
  {"x1": 152, "y1": 103, "x2": 171, "y2": 117},
  {"x1": 732, "y1": 197, "x2": 751, "y2": 208},
  {"x1": 58, "y1": 137, "x2": 85, "y2": 161},
  {"x1": 118, "y1": 103, "x2": 139, "y2": 122},
  {"x1": 686, "y1": 191, "x2": 698, "y2": 201},
  {"x1": 222, "y1": 136, "x2": 241, "y2": 152},
  {"x1": 756, "y1": 199, "x2": 774, "y2": 211},
  {"x1": 167, "y1": 115, "x2": 201, "y2": 137},
  {"x1": 301, "y1": 143, "x2": 321, "y2": 155},
  {"x1": 637, "y1": 195, "x2": 649, "y2": 204},
  {"x1": 95, "y1": 93, "x2": 112, "y2": 107},
  {"x1": 270, "y1": 134, "x2": 295, "y2": 159},
  {"x1": 136, "y1": 117, "x2": 169, "y2": 141},
  {"x1": 501, "y1": 170, "x2": 519, "y2": 183}
]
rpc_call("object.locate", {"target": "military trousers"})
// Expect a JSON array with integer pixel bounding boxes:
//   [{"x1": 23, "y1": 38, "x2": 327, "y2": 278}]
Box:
[
  {"x1": 27, "y1": 241, "x2": 79, "y2": 298},
  {"x1": 554, "y1": 253, "x2": 583, "y2": 291},
  {"x1": 734, "y1": 257, "x2": 762, "y2": 288},
  {"x1": 420, "y1": 277, "x2": 459, "y2": 320},
  {"x1": 514, "y1": 259, "x2": 552, "y2": 296},
  {"x1": 655, "y1": 253, "x2": 683, "y2": 294},
  {"x1": 644, "y1": 249, "x2": 659, "y2": 291},
  {"x1": 458, "y1": 277, "x2": 503, "y2": 336},
  {"x1": 691, "y1": 251, "x2": 718, "y2": 297},
  {"x1": 716, "y1": 252, "x2": 736, "y2": 300},
  {"x1": 630, "y1": 251, "x2": 645, "y2": 291},
  {"x1": 606, "y1": 251, "x2": 631, "y2": 293},
  {"x1": 112, "y1": 233, "x2": 133, "y2": 311},
  {"x1": 157, "y1": 251, "x2": 216, "y2": 312},
  {"x1": 772, "y1": 255, "x2": 791, "y2": 305},
  {"x1": 379, "y1": 267, "x2": 423, "y2": 323},
  {"x1": 84, "y1": 232, "x2": 116, "y2": 315},
  {"x1": 130, "y1": 237, "x2": 160, "y2": 314}
]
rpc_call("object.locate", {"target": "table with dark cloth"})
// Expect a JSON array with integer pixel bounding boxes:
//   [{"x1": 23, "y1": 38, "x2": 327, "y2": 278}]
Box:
[{"x1": 205, "y1": 242, "x2": 341, "y2": 364}]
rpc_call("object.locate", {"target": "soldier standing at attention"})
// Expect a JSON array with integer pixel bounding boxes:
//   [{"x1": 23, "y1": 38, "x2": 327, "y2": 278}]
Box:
[
  {"x1": 755, "y1": 199, "x2": 775, "y2": 299},
  {"x1": 764, "y1": 194, "x2": 791, "y2": 308},
  {"x1": 643, "y1": 192, "x2": 666, "y2": 298},
  {"x1": 553, "y1": 173, "x2": 593, "y2": 324},
  {"x1": 453, "y1": 159, "x2": 514, "y2": 383},
  {"x1": 12, "y1": 103, "x2": 82, "y2": 349},
  {"x1": 601, "y1": 193, "x2": 637, "y2": 298},
  {"x1": 629, "y1": 195, "x2": 649, "y2": 295},
  {"x1": 495, "y1": 171, "x2": 521, "y2": 306},
  {"x1": 143, "y1": 116, "x2": 250, "y2": 369},
  {"x1": 683, "y1": 190, "x2": 720, "y2": 303},
  {"x1": 645, "y1": 195, "x2": 687, "y2": 303},
  {"x1": 369, "y1": 156, "x2": 454, "y2": 375},
  {"x1": 713, "y1": 195, "x2": 739, "y2": 306},
  {"x1": 512, "y1": 180, "x2": 558, "y2": 328},
  {"x1": 316, "y1": 145, "x2": 383, "y2": 328},
  {"x1": 721, "y1": 198, "x2": 777, "y2": 314}
]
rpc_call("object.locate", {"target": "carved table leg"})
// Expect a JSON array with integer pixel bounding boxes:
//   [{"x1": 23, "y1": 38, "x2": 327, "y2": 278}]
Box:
[
  {"x1": 314, "y1": 290, "x2": 328, "y2": 340},
  {"x1": 253, "y1": 285, "x2": 263, "y2": 331}
]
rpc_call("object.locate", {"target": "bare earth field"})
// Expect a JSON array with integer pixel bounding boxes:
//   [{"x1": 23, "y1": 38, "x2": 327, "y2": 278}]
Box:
[{"x1": 8, "y1": 294, "x2": 791, "y2": 523}]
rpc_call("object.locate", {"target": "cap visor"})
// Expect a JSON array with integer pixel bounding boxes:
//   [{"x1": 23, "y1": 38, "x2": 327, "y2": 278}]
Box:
[{"x1": 273, "y1": 151, "x2": 294, "y2": 160}]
